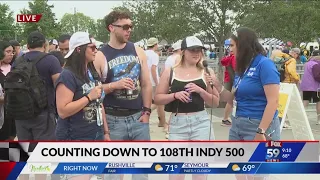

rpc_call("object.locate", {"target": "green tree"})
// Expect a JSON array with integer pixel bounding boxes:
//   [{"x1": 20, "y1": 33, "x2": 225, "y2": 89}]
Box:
[
  {"x1": 21, "y1": 0, "x2": 60, "y2": 40},
  {"x1": 239, "y1": 0, "x2": 320, "y2": 46},
  {"x1": 0, "y1": 3, "x2": 15, "y2": 40},
  {"x1": 95, "y1": 18, "x2": 109, "y2": 43},
  {"x1": 183, "y1": 0, "x2": 254, "y2": 80},
  {"x1": 60, "y1": 12, "x2": 97, "y2": 36}
]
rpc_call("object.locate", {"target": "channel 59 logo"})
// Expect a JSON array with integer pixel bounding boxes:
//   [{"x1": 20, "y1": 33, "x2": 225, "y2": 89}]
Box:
[{"x1": 265, "y1": 141, "x2": 282, "y2": 162}]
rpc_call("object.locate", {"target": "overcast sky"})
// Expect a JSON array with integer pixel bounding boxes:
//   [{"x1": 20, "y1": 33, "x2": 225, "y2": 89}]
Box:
[{"x1": 3, "y1": 0, "x2": 124, "y2": 21}]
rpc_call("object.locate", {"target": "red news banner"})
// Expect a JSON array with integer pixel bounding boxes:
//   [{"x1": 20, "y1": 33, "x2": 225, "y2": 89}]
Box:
[{"x1": 17, "y1": 14, "x2": 42, "y2": 22}]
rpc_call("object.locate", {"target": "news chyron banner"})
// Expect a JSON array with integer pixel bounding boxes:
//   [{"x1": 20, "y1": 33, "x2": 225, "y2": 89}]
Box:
[{"x1": 0, "y1": 141, "x2": 319, "y2": 179}]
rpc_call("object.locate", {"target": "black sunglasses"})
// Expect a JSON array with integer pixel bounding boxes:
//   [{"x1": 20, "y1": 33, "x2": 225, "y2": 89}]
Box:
[
  {"x1": 112, "y1": 24, "x2": 133, "y2": 30},
  {"x1": 87, "y1": 45, "x2": 97, "y2": 51}
]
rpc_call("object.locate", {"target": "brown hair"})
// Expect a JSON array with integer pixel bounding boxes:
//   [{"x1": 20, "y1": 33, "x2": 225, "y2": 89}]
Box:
[{"x1": 104, "y1": 10, "x2": 131, "y2": 31}]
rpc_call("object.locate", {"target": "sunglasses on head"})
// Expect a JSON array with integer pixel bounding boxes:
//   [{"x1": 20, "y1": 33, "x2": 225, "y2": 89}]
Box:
[{"x1": 112, "y1": 24, "x2": 133, "y2": 30}]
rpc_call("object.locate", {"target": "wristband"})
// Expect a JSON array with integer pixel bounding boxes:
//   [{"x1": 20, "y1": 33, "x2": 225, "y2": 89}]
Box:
[
  {"x1": 173, "y1": 93, "x2": 177, "y2": 99},
  {"x1": 84, "y1": 95, "x2": 91, "y2": 102},
  {"x1": 143, "y1": 107, "x2": 151, "y2": 113},
  {"x1": 104, "y1": 130, "x2": 110, "y2": 135}
]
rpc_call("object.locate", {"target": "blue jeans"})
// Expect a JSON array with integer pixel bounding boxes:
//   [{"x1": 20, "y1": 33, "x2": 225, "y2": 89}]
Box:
[
  {"x1": 104, "y1": 111, "x2": 149, "y2": 180},
  {"x1": 229, "y1": 116, "x2": 280, "y2": 141},
  {"x1": 169, "y1": 110, "x2": 214, "y2": 140}
]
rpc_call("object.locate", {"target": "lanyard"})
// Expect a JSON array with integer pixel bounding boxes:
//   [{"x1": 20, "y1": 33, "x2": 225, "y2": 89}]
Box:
[
  {"x1": 88, "y1": 70, "x2": 94, "y2": 81},
  {"x1": 232, "y1": 58, "x2": 255, "y2": 94}
]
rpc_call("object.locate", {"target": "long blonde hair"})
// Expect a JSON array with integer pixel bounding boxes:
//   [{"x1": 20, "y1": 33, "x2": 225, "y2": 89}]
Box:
[{"x1": 173, "y1": 50, "x2": 204, "y2": 69}]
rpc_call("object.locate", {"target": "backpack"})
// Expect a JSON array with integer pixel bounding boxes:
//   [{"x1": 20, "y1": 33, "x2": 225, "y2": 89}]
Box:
[
  {"x1": 4, "y1": 53, "x2": 48, "y2": 120},
  {"x1": 274, "y1": 56, "x2": 290, "y2": 82},
  {"x1": 312, "y1": 60, "x2": 320, "y2": 83}
]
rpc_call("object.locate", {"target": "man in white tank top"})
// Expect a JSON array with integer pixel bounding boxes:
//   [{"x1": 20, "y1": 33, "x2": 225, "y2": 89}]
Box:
[{"x1": 145, "y1": 37, "x2": 166, "y2": 128}]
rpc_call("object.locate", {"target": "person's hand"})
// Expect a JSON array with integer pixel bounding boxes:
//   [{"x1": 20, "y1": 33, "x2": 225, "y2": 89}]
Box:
[
  {"x1": 174, "y1": 91, "x2": 191, "y2": 103},
  {"x1": 113, "y1": 78, "x2": 134, "y2": 90},
  {"x1": 104, "y1": 133, "x2": 111, "y2": 141},
  {"x1": 185, "y1": 83, "x2": 204, "y2": 94},
  {"x1": 254, "y1": 133, "x2": 266, "y2": 141},
  {"x1": 88, "y1": 85, "x2": 102, "y2": 101},
  {"x1": 205, "y1": 73, "x2": 214, "y2": 87},
  {"x1": 139, "y1": 113, "x2": 150, "y2": 123}
]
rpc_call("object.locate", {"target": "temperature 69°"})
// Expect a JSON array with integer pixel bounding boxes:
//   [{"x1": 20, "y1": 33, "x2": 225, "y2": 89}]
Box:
[{"x1": 242, "y1": 165, "x2": 256, "y2": 172}]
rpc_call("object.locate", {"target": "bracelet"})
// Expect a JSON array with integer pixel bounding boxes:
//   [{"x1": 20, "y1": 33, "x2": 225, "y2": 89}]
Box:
[
  {"x1": 108, "y1": 83, "x2": 113, "y2": 91},
  {"x1": 219, "y1": 86, "x2": 225, "y2": 94},
  {"x1": 173, "y1": 93, "x2": 177, "y2": 99},
  {"x1": 104, "y1": 130, "x2": 110, "y2": 135},
  {"x1": 84, "y1": 95, "x2": 91, "y2": 102}
]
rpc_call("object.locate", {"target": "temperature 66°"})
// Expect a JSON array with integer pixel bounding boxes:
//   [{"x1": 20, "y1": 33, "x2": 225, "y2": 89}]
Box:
[
  {"x1": 282, "y1": 154, "x2": 290, "y2": 158},
  {"x1": 242, "y1": 165, "x2": 256, "y2": 172}
]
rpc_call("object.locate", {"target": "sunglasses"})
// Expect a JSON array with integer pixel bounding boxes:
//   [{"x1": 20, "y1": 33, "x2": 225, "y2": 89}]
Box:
[
  {"x1": 112, "y1": 24, "x2": 133, "y2": 30},
  {"x1": 188, "y1": 47, "x2": 203, "y2": 52},
  {"x1": 87, "y1": 45, "x2": 97, "y2": 51}
]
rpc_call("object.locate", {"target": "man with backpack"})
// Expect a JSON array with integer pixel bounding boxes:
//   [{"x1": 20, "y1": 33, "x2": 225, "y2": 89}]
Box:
[{"x1": 4, "y1": 31, "x2": 62, "y2": 142}]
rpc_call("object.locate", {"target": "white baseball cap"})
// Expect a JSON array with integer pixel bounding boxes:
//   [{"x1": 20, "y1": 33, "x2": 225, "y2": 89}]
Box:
[
  {"x1": 181, "y1": 36, "x2": 205, "y2": 50},
  {"x1": 64, "y1": 32, "x2": 92, "y2": 58},
  {"x1": 172, "y1": 40, "x2": 182, "y2": 51}
]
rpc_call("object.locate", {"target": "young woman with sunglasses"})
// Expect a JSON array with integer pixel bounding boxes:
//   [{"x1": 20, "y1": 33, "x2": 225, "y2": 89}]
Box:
[
  {"x1": 55, "y1": 32, "x2": 109, "y2": 179},
  {"x1": 154, "y1": 36, "x2": 220, "y2": 180}
]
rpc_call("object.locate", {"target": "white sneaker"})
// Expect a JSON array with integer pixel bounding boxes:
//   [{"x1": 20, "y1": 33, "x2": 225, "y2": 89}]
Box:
[{"x1": 283, "y1": 122, "x2": 292, "y2": 129}]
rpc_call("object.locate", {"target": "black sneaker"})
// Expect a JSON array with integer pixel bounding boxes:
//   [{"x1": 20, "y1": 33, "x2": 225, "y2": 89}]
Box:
[{"x1": 221, "y1": 119, "x2": 232, "y2": 126}]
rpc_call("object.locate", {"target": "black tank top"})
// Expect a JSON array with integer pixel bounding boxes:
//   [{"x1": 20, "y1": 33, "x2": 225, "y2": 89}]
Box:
[
  {"x1": 100, "y1": 42, "x2": 143, "y2": 110},
  {"x1": 167, "y1": 70, "x2": 207, "y2": 113}
]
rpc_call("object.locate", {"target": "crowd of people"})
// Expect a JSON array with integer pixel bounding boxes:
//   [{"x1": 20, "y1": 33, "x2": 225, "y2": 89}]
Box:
[{"x1": 0, "y1": 9, "x2": 319, "y2": 180}]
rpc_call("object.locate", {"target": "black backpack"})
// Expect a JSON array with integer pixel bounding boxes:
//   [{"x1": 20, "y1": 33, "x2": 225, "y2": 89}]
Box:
[{"x1": 4, "y1": 52, "x2": 48, "y2": 120}]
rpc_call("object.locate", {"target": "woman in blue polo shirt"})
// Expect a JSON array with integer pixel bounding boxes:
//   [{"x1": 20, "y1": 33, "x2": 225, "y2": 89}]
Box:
[{"x1": 227, "y1": 27, "x2": 280, "y2": 141}]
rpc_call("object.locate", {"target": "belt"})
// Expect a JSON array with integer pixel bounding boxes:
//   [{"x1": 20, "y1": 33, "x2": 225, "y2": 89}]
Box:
[{"x1": 104, "y1": 107, "x2": 141, "y2": 116}]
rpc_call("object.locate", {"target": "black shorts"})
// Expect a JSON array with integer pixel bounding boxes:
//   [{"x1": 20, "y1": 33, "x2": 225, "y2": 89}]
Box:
[{"x1": 303, "y1": 91, "x2": 320, "y2": 103}]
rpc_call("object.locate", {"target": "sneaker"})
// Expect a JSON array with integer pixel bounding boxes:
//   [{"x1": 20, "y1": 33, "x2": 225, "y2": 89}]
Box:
[
  {"x1": 221, "y1": 119, "x2": 232, "y2": 126},
  {"x1": 316, "y1": 120, "x2": 320, "y2": 125},
  {"x1": 283, "y1": 122, "x2": 292, "y2": 129},
  {"x1": 165, "y1": 132, "x2": 169, "y2": 139}
]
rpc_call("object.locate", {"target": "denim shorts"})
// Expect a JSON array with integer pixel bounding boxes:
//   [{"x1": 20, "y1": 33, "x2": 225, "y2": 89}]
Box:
[
  {"x1": 168, "y1": 110, "x2": 214, "y2": 140},
  {"x1": 229, "y1": 116, "x2": 281, "y2": 141}
]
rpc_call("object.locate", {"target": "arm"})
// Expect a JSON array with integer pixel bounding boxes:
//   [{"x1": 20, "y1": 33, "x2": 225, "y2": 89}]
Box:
[
  {"x1": 94, "y1": 51, "x2": 114, "y2": 94},
  {"x1": 101, "y1": 105, "x2": 110, "y2": 140},
  {"x1": 49, "y1": 55, "x2": 62, "y2": 84},
  {"x1": 258, "y1": 84, "x2": 279, "y2": 131},
  {"x1": 151, "y1": 54, "x2": 159, "y2": 85},
  {"x1": 0, "y1": 97, "x2": 4, "y2": 103},
  {"x1": 56, "y1": 83, "x2": 90, "y2": 119},
  {"x1": 209, "y1": 70, "x2": 234, "y2": 104},
  {"x1": 286, "y1": 59, "x2": 300, "y2": 82},
  {"x1": 136, "y1": 46, "x2": 152, "y2": 109},
  {"x1": 154, "y1": 68, "x2": 175, "y2": 105}
]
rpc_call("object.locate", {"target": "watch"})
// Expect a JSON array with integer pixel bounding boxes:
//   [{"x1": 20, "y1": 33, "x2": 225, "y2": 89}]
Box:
[
  {"x1": 256, "y1": 127, "x2": 265, "y2": 134},
  {"x1": 143, "y1": 107, "x2": 151, "y2": 113}
]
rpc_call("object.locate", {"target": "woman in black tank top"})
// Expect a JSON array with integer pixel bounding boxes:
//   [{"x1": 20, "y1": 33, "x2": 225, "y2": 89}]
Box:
[{"x1": 154, "y1": 36, "x2": 220, "y2": 180}]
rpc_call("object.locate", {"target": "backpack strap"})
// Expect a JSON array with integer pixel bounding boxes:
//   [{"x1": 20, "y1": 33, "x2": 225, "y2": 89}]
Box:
[{"x1": 31, "y1": 52, "x2": 49, "y2": 65}]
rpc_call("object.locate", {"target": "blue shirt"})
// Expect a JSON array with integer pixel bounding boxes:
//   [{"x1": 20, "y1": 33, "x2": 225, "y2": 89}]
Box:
[
  {"x1": 55, "y1": 69, "x2": 105, "y2": 140},
  {"x1": 234, "y1": 54, "x2": 280, "y2": 120},
  {"x1": 300, "y1": 55, "x2": 307, "y2": 64}
]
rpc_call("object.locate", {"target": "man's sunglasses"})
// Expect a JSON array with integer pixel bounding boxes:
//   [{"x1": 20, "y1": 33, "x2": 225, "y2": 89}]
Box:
[{"x1": 112, "y1": 24, "x2": 133, "y2": 30}]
